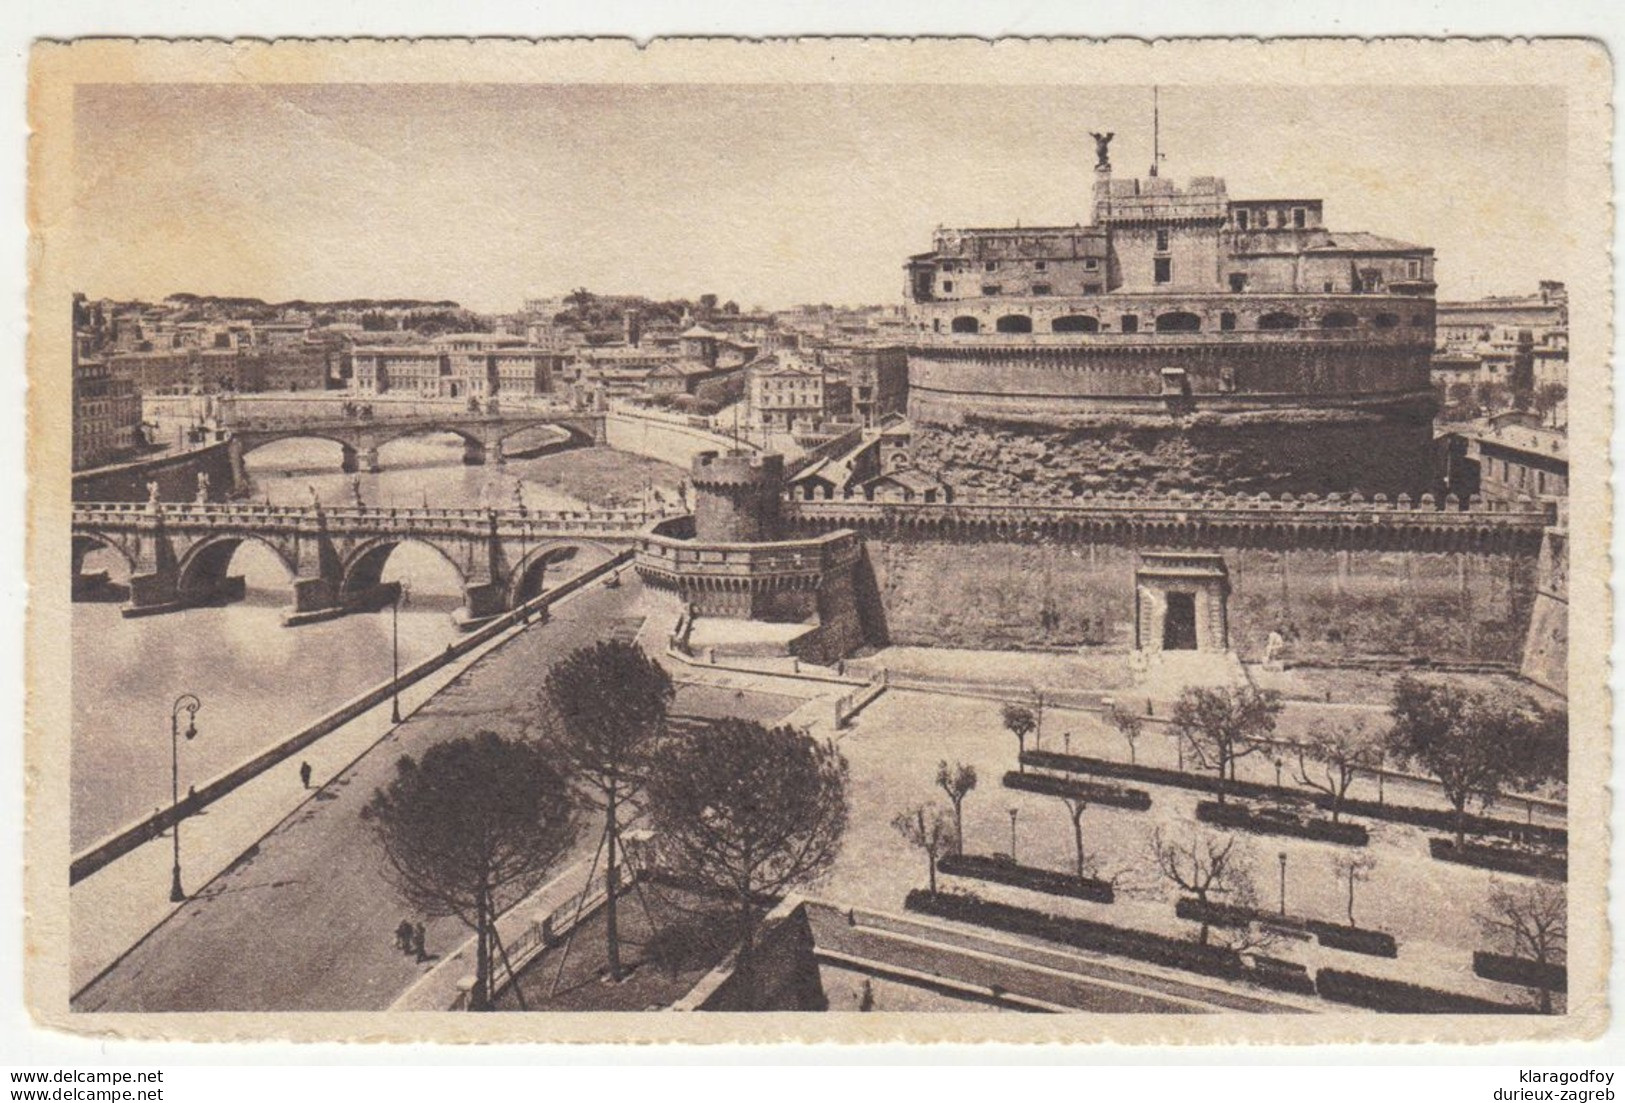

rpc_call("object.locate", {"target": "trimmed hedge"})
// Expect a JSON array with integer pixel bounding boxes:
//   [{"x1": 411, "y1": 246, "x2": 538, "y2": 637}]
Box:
[
  {"x1": 1174, "y1": 897, "x2": 1255, "y2": 930},
  {"x1": 1315, "y1": 967, "x2": 1524, "y2": 1014},
  {"x1": 1250, "y1": 955, "x2": 1317, "y2": 997},
  {"x1": 1021, "y1": 749, "x2": 1567, "y2": 848},
  {"x1": 1336, "y1": 795, "x2": 1566, "y2": 850},
  {"x1": 1305, "y1": 921, "x2": 1398, "y2": 959},
  {"x1": 1176, "y1": 898, "x2": 1398, "y2": 958},
  {"x1": 1473, "y1": 951, "x2": 1567, "y2": 994},
  {"x1": 1196, "y1": 800, "x2": 1370, "y2": 846},
  {"x1": 1023, "y1": 749, "x2": 1272, "y2": 801},
  {"x1": 906, "y1": 889, "x2": 1247, "y2": 982},
  {"x1": 1429, "y1": 839, "x2": 1567, "y2": 882},
  {"x1": 937, "y1": 853, "x2": 1115, "y2": 903},
  {"x1": 1002, "y1": 770, "x2": 1152, "y2": 811}
]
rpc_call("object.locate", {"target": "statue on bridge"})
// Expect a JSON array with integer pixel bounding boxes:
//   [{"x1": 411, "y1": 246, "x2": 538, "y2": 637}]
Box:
[
  {"x1": 194, "y1": 472, "x2": 210, "y2": 504},
  {"x1": 351, "y1": 474, "x2": 366, "y2": 510},
  {"x1": 307, "y1": 484, "x2": 322, "y2": 510},
  {"x1": 511, "y1": 478, "x2": 527, "y2": 514},
  {"x1": 146, "y1": 480, "x2": 161, "y2": 507}
]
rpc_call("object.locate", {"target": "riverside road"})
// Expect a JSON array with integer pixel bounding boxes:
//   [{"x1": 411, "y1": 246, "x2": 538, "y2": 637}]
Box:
[{"x1": 73, "y1": 576, "x2": 649, "y2": 1012}]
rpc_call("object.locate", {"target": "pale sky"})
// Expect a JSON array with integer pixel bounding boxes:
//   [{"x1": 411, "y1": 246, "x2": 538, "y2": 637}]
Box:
[{"x1": 71, "y1": 83, "x2": 1569, "y2": 312}]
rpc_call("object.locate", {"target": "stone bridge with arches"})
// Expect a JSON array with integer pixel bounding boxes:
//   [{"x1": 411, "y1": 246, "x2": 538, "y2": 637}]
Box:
[
  {"x1": 72, "y1": 498, "x2": 672, "y2": 628},
  {"x1": 222, "y1": 406, "x2": 608, "y2": 478}
]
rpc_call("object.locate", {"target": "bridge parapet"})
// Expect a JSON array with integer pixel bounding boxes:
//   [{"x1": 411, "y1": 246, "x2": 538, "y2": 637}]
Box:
[
  {"x1": 74, "y1": 500, "x2": 669, "y2": 532},
  {"x1": 72, "y1": 500, "x2": 688, "y2": 628}
]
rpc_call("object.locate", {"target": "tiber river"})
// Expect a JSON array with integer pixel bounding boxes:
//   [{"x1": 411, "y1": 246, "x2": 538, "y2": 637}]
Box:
[{"x1": 71, "y1": 432, "x2": 672, "y2": 850}]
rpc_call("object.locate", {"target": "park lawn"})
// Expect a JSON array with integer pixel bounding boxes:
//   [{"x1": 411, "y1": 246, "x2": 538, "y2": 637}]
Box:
[{"x1": 818, "y1": 686, "x2": 1555, "y2": 1009}]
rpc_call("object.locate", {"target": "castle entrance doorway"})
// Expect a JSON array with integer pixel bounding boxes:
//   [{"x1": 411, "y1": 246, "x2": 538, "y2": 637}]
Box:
[
  {"x1": 1162, "y1": 592, "x2": 1198, "y2": 650},
  {"x1": 1134, "y1": 552, "x2": 1231, "y2": 654}
]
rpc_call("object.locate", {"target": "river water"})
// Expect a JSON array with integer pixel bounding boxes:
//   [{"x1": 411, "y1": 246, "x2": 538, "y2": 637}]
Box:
[{"x1": 71, "y1": 433, "x2": 678, "y2": 849}]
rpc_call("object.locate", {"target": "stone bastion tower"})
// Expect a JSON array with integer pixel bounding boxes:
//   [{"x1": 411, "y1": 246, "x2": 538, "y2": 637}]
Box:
[
  {"x1": 900, "y1": 135, "x2": 1440, "y2": 498},
  {"x1": 635, "y1": 450, "x2": 869, "y2": 664}
]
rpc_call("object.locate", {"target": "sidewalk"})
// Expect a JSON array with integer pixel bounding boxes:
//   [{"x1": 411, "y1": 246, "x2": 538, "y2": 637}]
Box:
[{"x1": 72, "y1": 579, "x2": 648, "y2": 1010}]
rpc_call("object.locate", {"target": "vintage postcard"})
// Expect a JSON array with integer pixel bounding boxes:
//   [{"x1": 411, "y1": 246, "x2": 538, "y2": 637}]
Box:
[{"x1": 25, "y1": 37, "x2": 1611, "y2": 1044}]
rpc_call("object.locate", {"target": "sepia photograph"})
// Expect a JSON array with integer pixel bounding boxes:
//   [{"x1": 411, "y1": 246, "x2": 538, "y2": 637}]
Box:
[{"x1": 22, "y1": 37, "x2": 1612, "y2": 1046}]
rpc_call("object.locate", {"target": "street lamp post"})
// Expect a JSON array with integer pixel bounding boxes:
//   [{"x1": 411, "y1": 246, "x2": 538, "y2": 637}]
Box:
[
  {"x1": 1008, "y1": 807, "x2": 1020, "y2": 863},
  {"x1": 169, "y1": 694, "x2": 201, "y2": 903},
  {"x1": 1277, "y1": 851, "x2": 1288, "y2": 917},
  {"x1": 390, "y1": 586, "x2": 403, "y2": 724}
]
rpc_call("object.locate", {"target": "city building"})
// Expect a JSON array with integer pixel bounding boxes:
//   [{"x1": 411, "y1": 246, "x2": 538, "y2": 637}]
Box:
[
  {"x1": 1461, "y1": 411, "x2": 1568, "y2": 503},
  {"x1": 899, "y1": 136, "x2": 1439, "y2": 497},
  {"x1": 747, "y1": 353, "x2": 828, "y2": 431},
  {"x1": 350, "y1": 333, "x2": 563, "y2": 401},
  {"x1": 72, "y1": 355, "x2": 142, "y2": 469}
]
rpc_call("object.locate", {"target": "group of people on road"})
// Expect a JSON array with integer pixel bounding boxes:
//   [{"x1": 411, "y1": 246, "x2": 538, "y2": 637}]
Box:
[{"x1": 394, "y1": 920, "x2": 427, "y2": 962}]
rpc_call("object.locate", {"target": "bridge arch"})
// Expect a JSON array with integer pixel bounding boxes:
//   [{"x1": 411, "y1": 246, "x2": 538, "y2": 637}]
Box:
[
  {"x1": 506, "y1": 539, "x2": 619, "y2": 606},
  {"x1": 236, "y1": 431, "x2": 359, "y2": 460},
  {"x1": 73, "y1": 532, "x2": 137, "y2": 578},
  {"x1": 175, "y1": 533, "x2": 297, "y2": 604},
  {"x1": 340, "y1": 536, "x2": 470, "y2": 605},
  {"x1": 368, "y1": 423, "x2": 486, "y2": 452},
  {"x1": 492, "y1": 420, "x2": 594, "y2": 452}
]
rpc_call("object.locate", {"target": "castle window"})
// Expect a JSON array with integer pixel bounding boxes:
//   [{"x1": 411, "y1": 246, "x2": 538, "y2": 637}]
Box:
[
  {"x1": 1236, "y1": 209, "x2": 1250, "y2": 230},
  {"x1": 1220, "y1": 312, "x2": 1237, "y2": 331},
  {"x1": 1321, "y1": 311, "x2": 1359, "y2": 329},
  {"x1": 1292, "y1": 207, "x2": 1306, "y2": 228},
  {"x1": 1155, "y1": 229, "x2": 1170, "y2": 253},
  {"x1": 995, "y1": 314, "x2": 1033, "y2": 334},
  {"x1": 1032, "y1": 284, "x2": 1052, "y2": 296},
  {"x1": 941, "y1": 280, "x2": 954, "y2": 293},
  {"x1": 1407, "y1": 259, "x2": 1422, "y2": 279},
  {"x1": 1373, "y1": 313, "x2": 1400, "y2": 329},
  {"x1": 932, "y1": 318, "x2": 941, "y2": 332},
  {"x1": 1051, "y1": 314, "x2": 1100, "y2": 333},
  {"x1": 1120, "y1": 314, "x2": 1140, "y2": 334},
  {"x1": 984, "y1": 261, "x2": 998, "y2": 272},
  {"x1": 1154, "y1": 257, "x2": 1172, "y2": 284},
  {"x1": 1229, "y1": 273, "x2": 1247, "y2": 293},
  {"x1": 1083, "y1": 283, "x2": 1103, "y2": 294},
  {"x1": 1156, "y1": 311, "x2": 1202, "y2": 333},
  {"x1": 1084, "y1": 258, "x2": 1100, "y2": 270},
  {"x1": 1258, "y1": 312, "x2": 1300, "y2": 330},
  {"x1": 1035, "y1": 260, "x2": 1048, "y2": 271},
  {"x1": 950, "y1": 316, "x2": 980, "y2": 334},
  {"x1": 982, "y1": 285, "x2": 1001, "y2": 296}
]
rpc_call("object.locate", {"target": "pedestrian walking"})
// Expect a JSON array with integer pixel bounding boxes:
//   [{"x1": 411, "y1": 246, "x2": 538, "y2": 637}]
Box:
[
  {"x1": 412, "y1": 922, "x2": 427, "y2": 962},
  {"x1": 395, "y1": 919, "x2": 413, "y2": 953},
  {"x1": 299, "y1": 761, "x2": 312, "y2": 789}
]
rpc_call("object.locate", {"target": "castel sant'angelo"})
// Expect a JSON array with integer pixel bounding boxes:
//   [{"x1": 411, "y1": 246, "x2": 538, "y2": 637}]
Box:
[
  {"x1": 639, "y1": 128, "x2": 1563, "y2": 695},
  {"x1": 901, "y1": 132, "x2": 1439, "y2": 498}
]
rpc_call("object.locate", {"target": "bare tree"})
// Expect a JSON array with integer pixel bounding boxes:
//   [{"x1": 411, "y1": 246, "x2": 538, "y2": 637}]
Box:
[
  {"x1": 1059, "y1": 797, "x2": 1091, "y2": 880},
  {"x1": 362, "y1": 731, "x2": 575, "y2": 1010},
  {"x1": 1293, "y1": 717, "x2": 1386, "y2": 821},
  {"x1": 645, "y1": 719, "x2": 849, "y2": 947},
  {"x1": 1329, "y1": 852, "x2": 1377, "y2": 926},
  {"x1": 1106, "y1": 704, "x2": 1144, "y2": 764},
  {"x1": 1477, "y1": 880, "x2": 1567, "y2": 1014},
  {"x1": 1149, "y1": 826, "x2": 1255, "y2": 945},
  {"x1": 1170, "y1": 686, "x2": 1283, "y2": 802},
  {"x1": 935, "y1": 760, "x2": 977, "y2": 855},
  {"x1": 893, "y1": 804, "x2": 957, "y2": 895},
  {"x1": 1002, "y1": 703, "x2": 1037, "y2": 771},
  {"x1": 538, "y1": 638, "x2": 674, "y2": 982}
]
